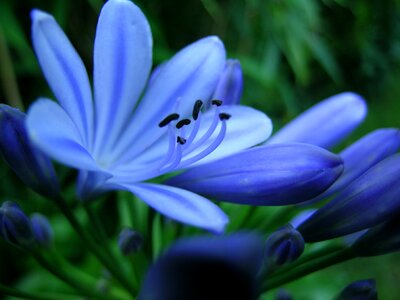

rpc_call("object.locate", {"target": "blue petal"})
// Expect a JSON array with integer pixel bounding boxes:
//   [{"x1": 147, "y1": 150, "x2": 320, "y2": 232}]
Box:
[
  {"x1": 92, "y1": 0, "x2": 152, "y2": 160},
  {"x1": 298, "y1": 154, "x2": 400, "y2": 242},
  {"x1": 111, "y1": 36, "x2": 226, "y2": 164},
  {"x1": 305, "y1": 128, "x2": 400, "y2": 204},
  {"x1": 113, "y1": 182, "x2": 228, "y2": 233},
  {"x1": 166, "y1": 143, "x2": 343, "y2": 205},
  {"x1": 31, "y1": 9, "x2": 93, "y2": 145},
  {"x1": 268, "y1": 92, "x2": 367, "y2": 148},
  {"x1": 211, "y1": 59, "x2": 243, "y2": 105},
  {"x1": 26, "y1": 99, "x2": 101, "y2": 171}
]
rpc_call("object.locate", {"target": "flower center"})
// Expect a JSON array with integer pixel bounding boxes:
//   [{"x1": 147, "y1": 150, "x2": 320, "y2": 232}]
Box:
[{"x1": 155, "y1": 99, "x2": 231, "y2": 174}]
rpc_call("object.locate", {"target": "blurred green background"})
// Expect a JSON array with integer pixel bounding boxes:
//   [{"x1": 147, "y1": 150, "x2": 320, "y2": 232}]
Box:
[{"x1": 1, "y1": 0, "x2": 399, "y2": 299}]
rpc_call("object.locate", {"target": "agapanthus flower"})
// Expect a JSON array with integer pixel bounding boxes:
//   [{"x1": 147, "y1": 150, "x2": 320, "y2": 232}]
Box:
[{"x1": 26, "y1": 0, "x2": 272, "y2": 233}]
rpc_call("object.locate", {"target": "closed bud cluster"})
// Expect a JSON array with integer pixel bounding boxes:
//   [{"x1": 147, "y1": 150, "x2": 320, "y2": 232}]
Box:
[
  {"x1": 0, "y1": 201, "x2": 34, "y2": 248},
  {"x1": 264, "y1": 224, "x2": 305, "y2": 267}
]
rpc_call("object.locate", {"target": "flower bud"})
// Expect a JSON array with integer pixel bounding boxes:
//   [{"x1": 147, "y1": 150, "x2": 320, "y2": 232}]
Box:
[
  {"x1": 167, "y1": 143, "x2": 343, "y2": 205},
  {"x1": 118, "y1": 228, "x2": 143, "y2": 255},
  {"x1": 0, "y1": 201, "x2": 34, "y2": 247},
  {"x1": 306, "y1": 128, "x2": 400, "y2": 204},
  {"x1": 276, "y1": 289, "x2": 293, "y2": 300},
  {"x1": 140, "y1": 233, "x2": 264, "y2": 300},
  {"x1": 265, "y1": 224, "x2": 305, "y2": 267},
  {"x1": 31, "y1": 213, "x2": 53, "y2": 248},
  {"x1": 335, "y1": 279, "x2": 377, "y2": 300},
  {"x1": 268, "y1": 92, "x2": 367, "y2": 149},
  {"x1": 0, "y1": 104, "x2": 59, "y2": 198},
  {"x1": 211, "y1": 59, "x2": 243, "y2": 105},
  {"x1": 298, "y1": 154, "x2": 400, "y2": 242}
]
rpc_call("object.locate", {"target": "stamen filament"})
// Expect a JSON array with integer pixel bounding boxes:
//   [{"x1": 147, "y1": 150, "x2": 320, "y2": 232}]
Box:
[{"x1": 179, "y1": 120, "x2": 227, "y2": 168}]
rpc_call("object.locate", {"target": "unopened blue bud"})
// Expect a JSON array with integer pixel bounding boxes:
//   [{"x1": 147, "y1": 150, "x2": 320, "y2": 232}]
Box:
[
  {"x1": 306, "y1": 128, "x2": 400, "y2": 204},
  {"x1": 0, "y1": 105, "x2": 59, "y2": 198},
  {"x1": 298, "y1": 154, "x2": 400, "y2": 242},
  {"x1": 0, "y1": 201, "x2": 34, "y2": 247},
  {"x1": 265, "y1": 224, "x2": 304, "y2": 267},
  {"x1": 140, "y1": 233, "x2": 264, "y2": 300},
  {"x1": 335, "y1": 279, "x2": 377, "y2": 300},
  {"x1": 268, "y1": 92, "x2": 367, "y2": 149},
  {"x1": 167, "y1": 143, "x2": 343, "y2": 205},
  {"x1": 276, "y1": 289, "x2": 293, "y2": 300},
  {"x1": 211, "y1": 59, "x2": 243, "y2": 105},
  {"x1": 351, "y1": 218, "x2": 400, "y2": 257},
  {"x1": 31, "y1": 213, "x2": 53, "y2": 248},
  {"x1": 118, "y1": 228, "x2": 143, "y2": 255}
]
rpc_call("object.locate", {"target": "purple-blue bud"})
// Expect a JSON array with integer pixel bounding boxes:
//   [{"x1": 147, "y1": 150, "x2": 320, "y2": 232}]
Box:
[
  {"x1": 276, "y1": 289, "x2": 293, "y2": 300},
  {"x1": 211, "y1": 59, "x2": 243, "y2": 105},
  {"x1": 268, "y1": 92, "x2": 367, "y2": 149},
  {"x1": 0, "y1": 201, "x2": 34, "y2": 247},
  {"x1": 335, "y1": 279, "x2": 377, "y2": 300},
  {"x1": 351, "y1": 217, "x2": 400, "y2": 257},
  {"x1": 140, "y1": 233, "x2": 264, "y2": 300},
  {"x1": 167, "y1": 143, "x2": 343, "y2": 205},
  {"x1": 31, "y1": 213, "x2": 53, "y2": 248},
  {"x1": 118, "y1": 228, "x2": 143, "y2": 255},
  {"x1": 265, "y1": 224, "x2": 304, "y2": 267},
  {"x1": 0, "y1": 105, "x2": 59, "y2": 198},
  {"x1": 298, "y1": 154, "x2": 400, "y2": 242},
  {"x1": 306, "y1": 128, "x2": 400, "y2": 204}
]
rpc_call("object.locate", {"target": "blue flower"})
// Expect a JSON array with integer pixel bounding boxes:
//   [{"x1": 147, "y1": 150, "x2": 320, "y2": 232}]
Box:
[
  {"x1": 26, "y1": 0, "x2": 272, "y2": 233},
  {"x1": 139, "y1": 233, "x2": 264, "y2": 300}
]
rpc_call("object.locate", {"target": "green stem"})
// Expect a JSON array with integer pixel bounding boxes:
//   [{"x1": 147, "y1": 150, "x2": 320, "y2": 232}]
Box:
[
  {"x1": 0, "y1": 283, "x2": 76, "y2": 300},
  {"x1": 53, "y1": 196, "x2": 137, "y2": 297},
  {"x1": 262, "y1": 249, "x2": 354, "y2": 291},
  {"x1": 0, "y1": 25, "x2": 24, "y2": 110},
  {"x1": 31, "y1": 250, "x2": 115, "y2": 300},
  {"x1": 270, "y1": 243, "x2": 345, "y2": 277},
  {"x1": 83, "y1": 203, "x2": 139, "y2": 293}
]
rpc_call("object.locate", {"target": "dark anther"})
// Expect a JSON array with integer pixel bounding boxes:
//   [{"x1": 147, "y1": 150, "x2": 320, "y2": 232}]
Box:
[
  {"x1": 158, "y1": 113, "x2": 180, "y2": 127},
  {"x1": 176, "y1": 119, "x2": 191, "y2": 129},
  {"x1": 211, "y1": 99, "x2": 223, "y2": 107},
  {"x1": 177, "y1": 136, "x2": 187, "y2": 145},
  {"x1": 192, "y1": 100, "x2": 203, "y2": 120},
  {"x1": 219, "y1": 113, "x2": 231, "y2": 121}
]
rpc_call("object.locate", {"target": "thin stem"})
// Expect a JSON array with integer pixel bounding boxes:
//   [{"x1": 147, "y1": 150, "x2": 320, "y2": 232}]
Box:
[
  {"x1": 0, "y1": 25, "x2": 24, "y2": 110},
  {"x1": 0, "y1": 283, "x2": 76, "y2": 300},
  {"x1": 83, "y1": 202, "x2": 139, "y2": 293},
  {"x1": 30, "y1": 250, "x2": 115, "y2": 300},
  {"x1": 52, "y1": 196, "x2": 137, "y2": 297},
  {"x1": 262, "y1": 249, "x2": 354, "y2": 292},
  {"x1": 269, "y1": 243, "x2": 345, "y2": 277}
]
